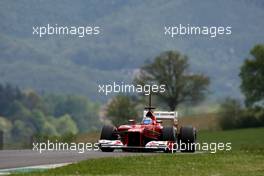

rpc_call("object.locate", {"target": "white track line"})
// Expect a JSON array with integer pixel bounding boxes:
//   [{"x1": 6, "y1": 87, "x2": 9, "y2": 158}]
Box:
[{"x1": 0, "y1": 162, "x2": 71, "y2": 175}]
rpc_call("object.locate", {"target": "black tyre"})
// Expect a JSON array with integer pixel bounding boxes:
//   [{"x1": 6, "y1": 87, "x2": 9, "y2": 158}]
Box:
[
  {"x1": 100, "y1": 125, "x2": 117, "y2": 152},
  {"x1": 162, "y1": 126, "x2": 176, "y2": 142},
  {"x1": 162, "y1": 126, "x2": 176, "y2": 153},
  {"x1": 178, "y1": 126, "x2": 196, "y2": 152}
]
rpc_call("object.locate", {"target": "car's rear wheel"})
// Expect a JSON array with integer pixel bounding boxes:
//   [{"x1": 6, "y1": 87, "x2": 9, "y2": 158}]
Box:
[
  {"x1": 100, "y1": 125, "x2": 117, "y2": 152},
  {"x1": 178, "y1": 126, "x2": 196, "y2": 152}
]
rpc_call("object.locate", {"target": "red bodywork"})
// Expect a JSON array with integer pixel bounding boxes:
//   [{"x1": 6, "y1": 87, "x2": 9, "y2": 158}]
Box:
[
  {"x1": 99, "y1": 110, "x2": 176, "y2": 152},
  {"x1": 118, "y1": 123, "x2": 162, "y2": 147},
  {"x1": 115, "y1": 112, "x2": 164, "y2": 148}
]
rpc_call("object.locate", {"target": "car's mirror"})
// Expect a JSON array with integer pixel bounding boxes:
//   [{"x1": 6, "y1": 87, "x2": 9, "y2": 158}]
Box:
[
  {"x1": 156, "y1": 120, "x2": 162, "y2": 123},
  {"x1": 129, "y1": 119, "x2": 135, "y2": 124}
]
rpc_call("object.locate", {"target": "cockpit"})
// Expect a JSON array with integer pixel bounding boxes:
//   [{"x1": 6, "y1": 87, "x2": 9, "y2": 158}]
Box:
[{"x1": 142, "y1": 117, "x2": 153, "y2": 125}]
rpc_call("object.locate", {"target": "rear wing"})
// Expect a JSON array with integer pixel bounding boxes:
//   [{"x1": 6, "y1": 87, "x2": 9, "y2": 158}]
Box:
[{"x1": 143, "y1": 110, "x2": 178, "y2": 126}]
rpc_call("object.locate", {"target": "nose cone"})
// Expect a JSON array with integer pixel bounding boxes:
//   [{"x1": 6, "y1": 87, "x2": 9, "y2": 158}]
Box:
[{"x1": 127, "y1": 125, "x2": 144, "y2": 132}]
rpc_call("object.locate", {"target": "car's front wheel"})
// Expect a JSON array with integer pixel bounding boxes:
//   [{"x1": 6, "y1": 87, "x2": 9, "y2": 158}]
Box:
[
  {"x1": 162, "y1": 126, "x2": 176, "y2": 152},
  {"x1": 100, "y1": 125, "x2": 117, "y2": 152},
  {"x1": 162, "y1": 126, "x2": 176, "y2": 142}
]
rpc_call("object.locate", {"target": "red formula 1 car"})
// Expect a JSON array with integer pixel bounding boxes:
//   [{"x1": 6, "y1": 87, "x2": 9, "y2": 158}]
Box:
[{"x1": 99, "y1": 101, "x2": 197, "y2": 153}]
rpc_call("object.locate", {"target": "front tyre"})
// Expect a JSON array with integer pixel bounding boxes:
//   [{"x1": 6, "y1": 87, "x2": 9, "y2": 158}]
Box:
[
  {"x1": 100, "y1": 125, "x2": 117, "y2": 152},
  {"x1": 162, "y1": 126, "x2": 176, "y2": 153},
  {"x1": 162, "y1": 126, "x2": 176, "y2": 142}
]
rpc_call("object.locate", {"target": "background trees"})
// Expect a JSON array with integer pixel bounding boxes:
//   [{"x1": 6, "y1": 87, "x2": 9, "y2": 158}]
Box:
[
  {"x1": 0, "y1": 83, "x2": 100, "y2": 146},
  {"x1": 219, "y1": 44, "x2": 264, "y2": 130},
  {"x1": 219, "y1": 98, "x2": 242, "y2": 130},
  {"x1": 106, "y1": 95, "x2": 138, "y2": 126},
  {"x1": 135, "y1": 50, "x2": 210, "y2": 111},
  {"x1": 51, "y1": 95, "x2": 101, "y2": 132},
  {"x1": 105, "y1": 50, "x2": 210, "y2": 125},
  {"x1": 240, "y1": 44, "x2": 264, "y2": 107}
]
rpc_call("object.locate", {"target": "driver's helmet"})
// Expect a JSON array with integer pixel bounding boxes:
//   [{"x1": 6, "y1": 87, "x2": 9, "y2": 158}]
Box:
[{"x1": 143, "y1": 117, "x2": 152, "y2": 125}]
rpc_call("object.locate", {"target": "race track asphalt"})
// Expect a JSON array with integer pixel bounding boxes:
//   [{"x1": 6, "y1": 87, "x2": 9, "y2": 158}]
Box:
[{"x1": 0, "y1": 150, "x2": 154, "y2": 169}]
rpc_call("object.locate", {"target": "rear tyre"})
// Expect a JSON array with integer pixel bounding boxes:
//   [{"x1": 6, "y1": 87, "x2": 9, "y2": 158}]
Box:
[
  {"x1": 162, "y1": 126, "x2": 176, "y2": 153},
  {"x1": 178, "y1": 126, "x2": 196, "y2": 153},
  {"x1": 100, "y1": 125, "x2": 117, "y2": 152}
]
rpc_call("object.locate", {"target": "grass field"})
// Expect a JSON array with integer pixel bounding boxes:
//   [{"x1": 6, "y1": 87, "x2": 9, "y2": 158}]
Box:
[
  {"x1": 179, "y1": 113, "x2": 220, "y2": 130},
  {"x1": 13, "y1": 127, "x2": 264, "y2": 176}
]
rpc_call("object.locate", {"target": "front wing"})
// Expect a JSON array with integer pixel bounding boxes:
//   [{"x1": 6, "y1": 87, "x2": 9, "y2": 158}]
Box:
[{"x1": 98, "y1": 139, "x2": 173, "y2": 151}]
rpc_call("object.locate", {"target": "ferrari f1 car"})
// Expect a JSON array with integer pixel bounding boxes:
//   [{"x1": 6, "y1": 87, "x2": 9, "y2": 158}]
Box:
[{"x1": 98, "y1": 99, "x2": 196, "y2": 153}]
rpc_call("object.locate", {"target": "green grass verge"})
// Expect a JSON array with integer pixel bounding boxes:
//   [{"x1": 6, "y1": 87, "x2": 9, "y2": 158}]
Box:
[
  {"x1": 198, "y1": 127, "x2": 264, "y2": 150},
  {"x1": 13, "y1": 151, "x2": 264, "y2": 176},
  {"x1": 13, "y1": 127, "x2": 264, "y2": 176}
]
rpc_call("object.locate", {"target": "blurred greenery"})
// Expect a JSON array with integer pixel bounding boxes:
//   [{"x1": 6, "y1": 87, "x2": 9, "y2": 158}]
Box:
[
  {"x1": 106, "y1": 94, "x2": 138, "y2": 126},
  {"x1": 217, "y1": 44, "x2": 264, "y2": 130},
  {"x1": 0, "y1": 83, "x2": 101, "y2": 148},
  {"x1": 219, "y1": 98, "x2": 264, "y2": 129},
  {"x1": 240, "y1": 44, "x2": 264, "y2": 107},
  {"x1": 33, "y1": 133, "x2": 77, "y2": 144}
]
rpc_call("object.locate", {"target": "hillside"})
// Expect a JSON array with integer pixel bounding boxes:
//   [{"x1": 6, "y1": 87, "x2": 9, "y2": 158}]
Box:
[{"x1": 0, "y1": 0, "x2": 263, "y2": 101}]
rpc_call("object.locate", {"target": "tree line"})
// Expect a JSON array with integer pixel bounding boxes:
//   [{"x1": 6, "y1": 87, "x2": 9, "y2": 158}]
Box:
[
  {"x1": 0, "y1": 84, "x2": 100, "y2": 146},
  {"x1": 219, "y1": 44, "x2": 264, "y2": 129}
]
